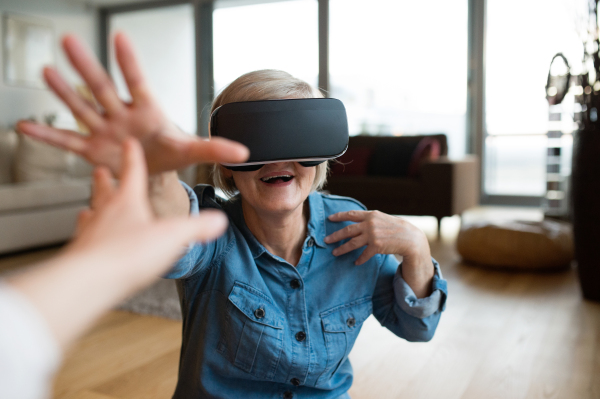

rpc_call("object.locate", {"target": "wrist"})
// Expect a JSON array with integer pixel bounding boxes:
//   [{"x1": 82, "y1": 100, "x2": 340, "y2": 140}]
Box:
[{"x1": 148, "y1": 172, "x2": 190, "y2": 218}]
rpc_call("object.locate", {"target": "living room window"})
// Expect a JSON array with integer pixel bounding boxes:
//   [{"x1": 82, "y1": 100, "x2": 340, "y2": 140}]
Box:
[
  {"x1": 483, "y1": 0, "x2": 583, "y2": 200},
  {"x1": 213, "y1": 0, "x2": 319, "y2": 94},
  {"x1": 329, "y1": 0, "x2": 469, "y2": 159}
]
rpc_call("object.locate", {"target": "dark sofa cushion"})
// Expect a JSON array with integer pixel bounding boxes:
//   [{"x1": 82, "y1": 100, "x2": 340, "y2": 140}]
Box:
[{"x1": 368, "y1": 137, "x2": 440, "y2": 178}]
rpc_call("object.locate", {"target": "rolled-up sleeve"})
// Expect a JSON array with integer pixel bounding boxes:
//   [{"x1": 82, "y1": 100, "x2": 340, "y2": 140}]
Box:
[
  {"x1": 393, "y1": 259, "x2": 447, "y2": 319},
  {"x1": 372, "y1": 254, "x2": 447, "y2": 342}
]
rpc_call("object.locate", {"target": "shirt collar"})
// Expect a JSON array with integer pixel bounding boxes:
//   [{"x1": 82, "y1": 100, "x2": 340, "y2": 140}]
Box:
[{"x1": 226, "y1": 191, "x2": 327, "y2": 259}]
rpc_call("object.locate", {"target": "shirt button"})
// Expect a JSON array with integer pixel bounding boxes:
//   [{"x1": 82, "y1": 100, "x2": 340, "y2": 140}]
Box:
[
  {"x1": 254, "y1": 308, "x2": 265, "y2": 319},
  {"x1": 290, "y1": 279, "x2": 301, "y2": 289},
  {"x1": 284, "y1": 392, "x2": 294, "y2": 399},
  {"x1": 346, "y1": 317, "x2": 356, "y2": 327},
  {"x1": 307, "y1": 237, "x2": 314, "y2": 247},
  {"x1": 290, "y1": 378, "x2": 301, "y2": 386},
  {"x1": 295, "y1": 331, "x2": 306, "y2": 342}
]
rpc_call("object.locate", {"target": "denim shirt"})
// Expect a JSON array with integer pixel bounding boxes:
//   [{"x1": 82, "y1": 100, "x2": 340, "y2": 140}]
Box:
[{"x1": 165, "y1": 183, "x2": 448, "y2": 399}]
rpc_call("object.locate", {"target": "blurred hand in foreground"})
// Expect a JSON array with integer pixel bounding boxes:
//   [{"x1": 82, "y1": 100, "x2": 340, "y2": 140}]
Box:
[{"x1": 16, "y1": 33, "x2": 248, "y2": 176}]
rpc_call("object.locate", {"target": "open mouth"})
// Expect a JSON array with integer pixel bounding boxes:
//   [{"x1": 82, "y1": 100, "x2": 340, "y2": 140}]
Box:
[{"x1": 260, "y1": 174, "x2": 294, "y2": 184}]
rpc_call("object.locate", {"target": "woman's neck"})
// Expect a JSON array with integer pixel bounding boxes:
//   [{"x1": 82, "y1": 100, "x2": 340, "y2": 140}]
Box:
[{"x1": 241, "y1": 199, "x2": 309, "y2": 266}]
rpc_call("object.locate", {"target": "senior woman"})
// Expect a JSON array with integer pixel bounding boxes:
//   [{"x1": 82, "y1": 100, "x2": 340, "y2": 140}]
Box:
[
  {"x1": 18, "y1": 34, "x2": 447, "y2": 399},
  {"x1": 160, "y1": 69, "x2": 448, "y2": 398}
]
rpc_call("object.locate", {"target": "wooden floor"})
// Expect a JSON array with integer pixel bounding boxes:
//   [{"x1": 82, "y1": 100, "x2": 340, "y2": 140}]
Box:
[{"x1": 1, "y1": 208, "x2": 599, "y2": 399}]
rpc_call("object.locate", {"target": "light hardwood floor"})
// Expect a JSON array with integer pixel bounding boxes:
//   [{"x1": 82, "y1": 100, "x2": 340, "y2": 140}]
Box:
[{"x1": 1, "y1": 209, "x2": 598, "y2": 399}]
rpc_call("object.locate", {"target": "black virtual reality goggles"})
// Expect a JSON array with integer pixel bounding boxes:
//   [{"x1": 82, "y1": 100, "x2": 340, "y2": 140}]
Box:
[{"x1": 209, "y1": 98, "x2": 349, "y2": 171}]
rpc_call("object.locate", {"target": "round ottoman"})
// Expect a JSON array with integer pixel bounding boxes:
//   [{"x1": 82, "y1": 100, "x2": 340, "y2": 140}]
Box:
[{"x1": 456, "y1": 220, "x2": 574, "y2": 270}]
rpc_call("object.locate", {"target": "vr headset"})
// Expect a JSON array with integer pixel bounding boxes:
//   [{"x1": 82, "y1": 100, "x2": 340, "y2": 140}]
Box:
[{"x1": 209, "y1": 98, "x2": 349, "y2": 171}]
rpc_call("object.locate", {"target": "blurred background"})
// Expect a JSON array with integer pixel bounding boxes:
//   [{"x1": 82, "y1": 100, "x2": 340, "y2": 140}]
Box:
[{"x1": 0, "y1": 1, "x2": 598, "y2": 398}]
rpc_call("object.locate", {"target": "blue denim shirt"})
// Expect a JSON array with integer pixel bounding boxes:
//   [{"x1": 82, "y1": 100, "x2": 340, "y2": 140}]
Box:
[{"x1": 165, "y1": 183, "x2": 448, "y2": 399}]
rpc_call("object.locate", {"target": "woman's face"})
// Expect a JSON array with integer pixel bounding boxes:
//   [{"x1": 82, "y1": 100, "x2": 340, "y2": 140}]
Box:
[{"x1": 225, "y1": 162, "x2": 316, "y2": 216}]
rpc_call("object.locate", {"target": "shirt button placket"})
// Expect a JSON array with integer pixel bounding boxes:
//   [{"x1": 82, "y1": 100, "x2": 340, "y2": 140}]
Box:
[{"x1": 287, "y1": 270, "x2": 307, "y2": 388}]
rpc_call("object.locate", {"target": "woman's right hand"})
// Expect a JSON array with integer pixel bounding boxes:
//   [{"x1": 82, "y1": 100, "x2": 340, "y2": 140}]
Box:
[{"x1": 16, "y1": 33, "x2": 249, "y2": 176}]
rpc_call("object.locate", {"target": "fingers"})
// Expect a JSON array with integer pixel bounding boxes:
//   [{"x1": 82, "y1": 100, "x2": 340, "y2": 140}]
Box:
[
  {"x1": 17, "y1": 122, "x2": 89, "y2": 154},
  {"x1": 325, "y1": 222, "x2": 362, "y2": 244},
  {"x1": 180, "y1": 137, "x2": 250, "y2": 165},
  {"x1": 355, "y1": 246, "x2": 379, "y2": 266},
  {"x1": 91, "y1": 167, "x2": 116, "y2": 210},
  {"x1": 161, "y1": 209, "x2": 229, "y2": 245},
  {"x1": 118, "y1": 138, "x2": 148, "y2": 199},
  {"x1": 328, "y1": 210, "x2": 368, "y2": 223},
  {"x1": 43, "y1": 67, "x2": 104, "y2": 131},
  {"x1": 331, "y1": 235, "x2": 368, "y2": 257},
  {"x1": 114, "y1": 32, "x2": 152, "y2": 104},
  {"x1": 62, "y1": 35, "x2": 123, "y2": 115}
]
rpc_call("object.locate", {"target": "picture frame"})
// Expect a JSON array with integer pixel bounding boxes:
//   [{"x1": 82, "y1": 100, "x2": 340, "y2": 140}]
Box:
[{"x1": 3, "y1": 13, "x2": 55, "y2": 89}]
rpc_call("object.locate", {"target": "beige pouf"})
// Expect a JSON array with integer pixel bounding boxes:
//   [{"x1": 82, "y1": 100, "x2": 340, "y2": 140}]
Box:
[{"x1": 456, "y1": 220, "x2": 574, "y2": 270}]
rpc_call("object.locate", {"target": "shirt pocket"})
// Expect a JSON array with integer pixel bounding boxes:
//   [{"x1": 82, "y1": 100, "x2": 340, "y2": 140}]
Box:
[
  {"x1": 317, "y1": 296, "x2": 372, "y2": 386},
  {"x1": 217, "y1": 281, "x2": 285, "y2": 381}
]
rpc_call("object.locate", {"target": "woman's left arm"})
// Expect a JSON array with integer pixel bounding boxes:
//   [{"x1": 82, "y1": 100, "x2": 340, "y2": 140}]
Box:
[{"x1": 325, "y1": 210, "x2": 447, "y2": 341}]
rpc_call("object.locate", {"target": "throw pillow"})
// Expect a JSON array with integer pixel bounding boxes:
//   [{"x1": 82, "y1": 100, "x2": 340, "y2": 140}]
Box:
[
  {"x1": 408, "y1": 137, "x2": 441, "y2": 177},
  {"x1": 0, "y1": 130, "x2": 18, "y2": 184},
  {"x1": 14, "y1": 134, "x2": 71, "y2": 182}
]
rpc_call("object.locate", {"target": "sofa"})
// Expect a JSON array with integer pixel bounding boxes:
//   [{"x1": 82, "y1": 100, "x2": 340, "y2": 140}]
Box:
[
  {"x1": 0, "y1": 129, "x2": 91, "y2": 255},
  {"x1": 324, "y1": 134, "x2": 479, "y2": 232}
]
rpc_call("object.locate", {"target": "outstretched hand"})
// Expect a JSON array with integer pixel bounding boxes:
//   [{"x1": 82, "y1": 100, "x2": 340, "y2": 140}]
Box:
[{"x1": 16, "y1": 33, "x2": 248, "y2": 176}]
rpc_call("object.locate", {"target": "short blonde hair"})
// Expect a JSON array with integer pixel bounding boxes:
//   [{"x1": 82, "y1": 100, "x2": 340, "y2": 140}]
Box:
[{"x1": 211, "y1": 70, "x2": 329, "y2": 198}]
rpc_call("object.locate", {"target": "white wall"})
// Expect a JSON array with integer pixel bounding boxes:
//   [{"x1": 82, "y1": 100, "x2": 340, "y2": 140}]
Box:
[{"x1": 0, "y1": 0, "x2": 98, "y2": 130}]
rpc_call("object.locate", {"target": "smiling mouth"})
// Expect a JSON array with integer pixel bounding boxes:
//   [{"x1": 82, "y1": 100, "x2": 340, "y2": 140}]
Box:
[{"x1": 260, "y1": 175, "x2": 294, "y2": 184}]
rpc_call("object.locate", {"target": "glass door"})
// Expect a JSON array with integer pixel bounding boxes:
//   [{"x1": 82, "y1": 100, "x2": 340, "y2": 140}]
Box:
[{"x1": 484, "y1": 0, "x2": 583, "y2": 202}]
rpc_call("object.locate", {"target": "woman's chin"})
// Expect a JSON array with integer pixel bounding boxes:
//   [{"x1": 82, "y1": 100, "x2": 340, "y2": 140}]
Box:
[{"x1": 256, "y1": 190, "x2": 307, "y2": 214}]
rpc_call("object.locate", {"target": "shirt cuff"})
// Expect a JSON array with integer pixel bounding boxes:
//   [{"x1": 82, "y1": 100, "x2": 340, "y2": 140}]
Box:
[{"x1": 393, "y1": 258, "x2": 447, "y2": 319}]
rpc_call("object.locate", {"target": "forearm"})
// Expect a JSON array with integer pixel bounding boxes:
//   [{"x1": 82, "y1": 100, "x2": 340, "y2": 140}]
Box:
[
  {"x1": 148, "y1": 171, "x2": 191, "y2": 218},
  {"x1": 6, "y1": 250, "x2": 148, "y2": 350}
]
